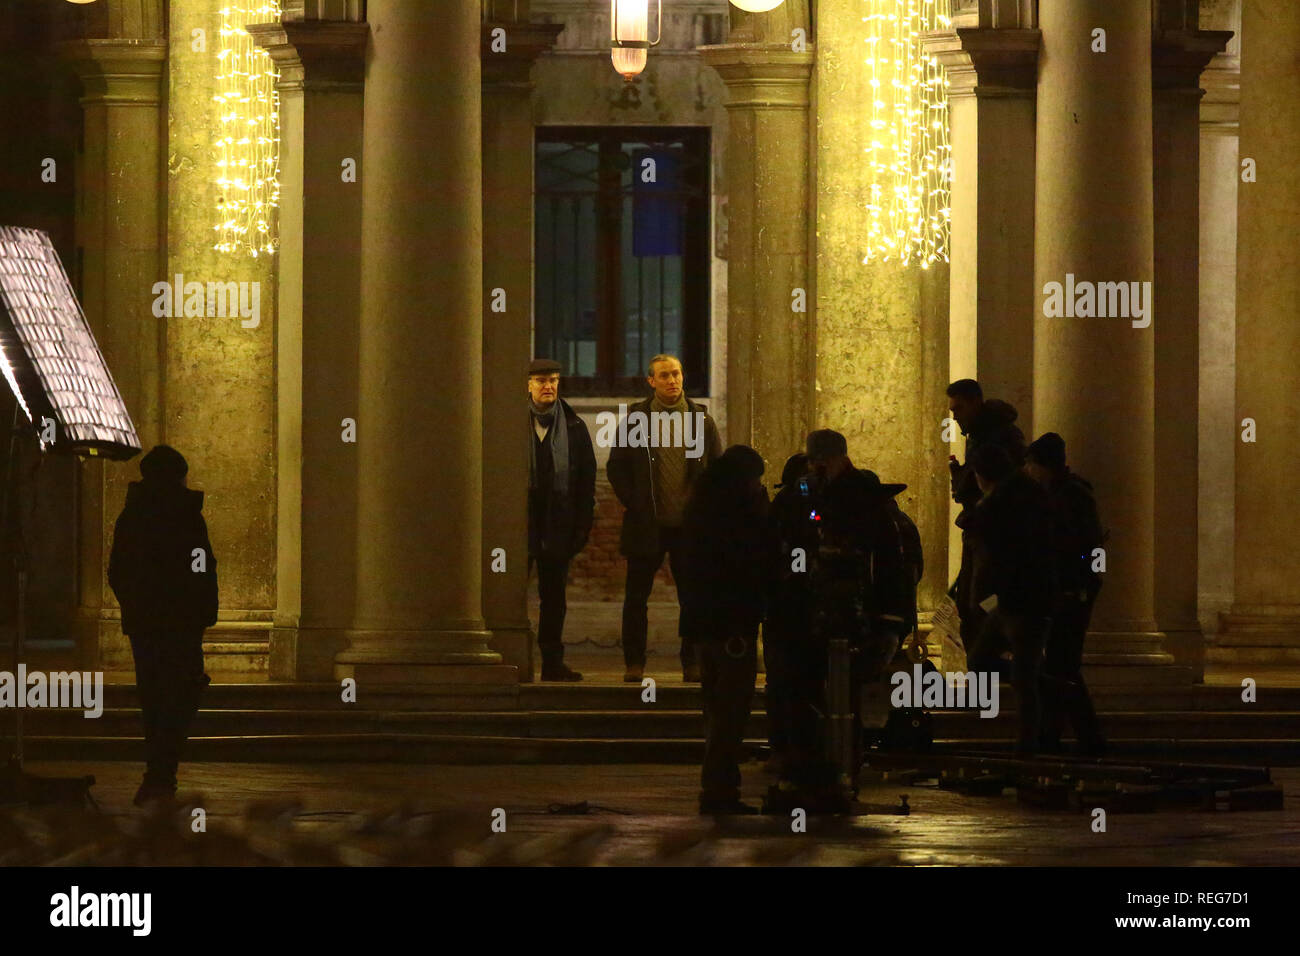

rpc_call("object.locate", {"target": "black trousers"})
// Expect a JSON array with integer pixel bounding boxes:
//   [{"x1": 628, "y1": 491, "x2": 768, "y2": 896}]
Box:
[
  {"x1": 1041, "y1": 596, "x2": 1105, "y2": 753},
  {"x1": 696, "y1": 631, "x2": 758, "y2": 803},
  {"x1": 129, "y1": 629, "x2": 210, "y2": 790},
  {"x1": 621, "y1": 525, "x2": 691, "y2": 669},
  {"x1": 969, "y1": 609, "x2": 1048, "y2": 752},
  {"x1": 531, "y1": 554, "x2": 570, "y2": 665}
]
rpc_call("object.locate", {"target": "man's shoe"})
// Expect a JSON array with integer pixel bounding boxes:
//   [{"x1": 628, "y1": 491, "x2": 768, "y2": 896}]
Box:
[
  {"x1": 623, "y1": 666, "x2": 644, "y2": 683},
  {"x1": 682, "y1": 666, "x2": 702, "y2": 683},
  {"x1": 699, "y1": 798, "x2": 759, "y2": 815},
  {"x1": 540, "y1": 663, "x2": 583, "y2": 682}
]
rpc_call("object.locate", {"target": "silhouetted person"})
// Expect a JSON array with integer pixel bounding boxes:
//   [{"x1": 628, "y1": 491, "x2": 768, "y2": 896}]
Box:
[
  {"x1": 108, "y1": 445, "x2": 216, "y2": 806},
  {"x1": 679, "y1": 445, "x2": 769, "y2": 814},
  {"x1": 608, "y1": 354, "x2": 722, "y2": 683},
  {"x1": 1025, "y1": 433, "x2": 1107, "y2": 755},
  {"x1": 963, "y1": 443, "x2": 1055, "y2": 752},
  {"x1": 947, "y1": 379, "x2": 1026, "y2": 652},
  {"x1": 762, "y1": 452, "x2": 813, "y2": 773},
  {"x1": 526, "y1": 358, "x2": 596, "y2": 682}
]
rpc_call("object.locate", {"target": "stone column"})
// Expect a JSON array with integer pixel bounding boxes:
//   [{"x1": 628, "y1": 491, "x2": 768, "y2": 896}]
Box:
[
  {"x1": 925, "y1": 12, "x2": 1039, "y2": 588},
  {"x1": 810, "y1": 0, "x2": 948, "y2": 629},
  {"x1": 699, "y1": 2, "x2": 814, "y2": 470},
  {"x1": 57, "y1": 36, "x2": 167, "y2": 670},
  {"x1": 1032, "y1": 0, "x2": 1182, "y2": 683},
  {"x1": 1151, "y1": 14, "x2": 1232, "y2": 683},
  {"x1": 1221, "y1": 0, "x2": 1300, "y2": 663},
  {"x1": 1197, "y1": 0, "x2": 1239, "y2": 651},
  {"x1": 336, "y1": 0, "x2": 514, "y2": 689},
  {"x1": 480, "y1": 12, "x2": 562, "y2": 682},
  {"x1": 250, "y1": 13, "x2": 367, "y2": 681}
]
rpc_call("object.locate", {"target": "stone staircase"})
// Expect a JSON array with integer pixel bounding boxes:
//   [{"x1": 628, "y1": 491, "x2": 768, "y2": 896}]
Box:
[{"x1": 10, "y1": 679, "x2": 1300, "y2": 765}]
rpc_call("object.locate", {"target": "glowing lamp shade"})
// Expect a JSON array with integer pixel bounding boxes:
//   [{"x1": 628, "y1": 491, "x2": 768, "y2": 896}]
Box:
[
  {"x1": 611, "y1": 0, "x2": 660, "y2": 81},
  {"x1": 728, "y1": 0, "x2": 786, "y2": 11}
]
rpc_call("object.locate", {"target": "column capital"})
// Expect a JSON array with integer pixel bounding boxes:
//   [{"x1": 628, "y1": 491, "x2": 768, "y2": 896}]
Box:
[
  {"x1": 697, "y1": 44, "x2": 814, "y2": 110},
  {"x1": 55, "y1": 38, "x2": 166, "y2": 105},
  {"x1": 248, "y1": 20, "x2": 369, "y2": 93},
  {"x1": 1200, "y1": 54, "x2": 1240, "y2": 132},
  {"x1": 1152, "y1": 28, "x2": 1233, "y2": 94},
  {"x1": 480, "y1": 21, "x2": 564, "y2": 91},
  {"x1": 922, "y1": 28, "x2": 1040, "y2": 99}
]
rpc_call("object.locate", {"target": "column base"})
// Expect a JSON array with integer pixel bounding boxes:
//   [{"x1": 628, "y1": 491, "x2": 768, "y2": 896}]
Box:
[
  {"x1": 1158, "y1": 625, "x2": 1206, "y2": 682},
  {"x1": 333, "y1": 628, "x2": 517, "y2": 686},
  {"x1": 1209, "y1": 607, "x2": 1300, "y2": 664},
  {"x1": 1080, "y1": 629, "x2": 1190, "y2": 686},
  {"x1": 487, "y1": 624, "x2": 535, "y2": 684},
  {"x1": 271, "y1": 625, "x2": 351, "y2": 681}
]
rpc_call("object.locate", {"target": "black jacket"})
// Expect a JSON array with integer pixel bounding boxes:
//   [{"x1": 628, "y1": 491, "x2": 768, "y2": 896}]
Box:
[
  {"x1": 1045, "y1": 469, "x2": 1106, "y2": 603},
  {"x1": 108, "y1": 480, "x2": 219, "y2": 636},
  {"x1": 816, "y1": 468, "x2": 913, "y2": 637},
  {"x1": 951, "y1": 399, "x2": 1026, "y2": 510},
  {"x1": 678, "y1": 479, "x2": 770, "y2": 641},
  {"x1": 528, "y1": 398, "x2": 597, "y2": 559},
  {"x1": 964, "y1": 470, "x2": 1055, "y2": 618},
  {"x1": 606, "y1": 395, "x2": 722, "y2": 557}
]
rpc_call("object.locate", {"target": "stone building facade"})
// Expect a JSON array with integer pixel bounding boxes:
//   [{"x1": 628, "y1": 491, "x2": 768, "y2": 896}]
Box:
[{"x1": 0, "y1": 0, "x2": 1296, "y2": 691}]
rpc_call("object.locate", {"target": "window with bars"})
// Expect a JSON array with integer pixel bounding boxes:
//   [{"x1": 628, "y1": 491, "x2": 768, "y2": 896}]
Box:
[{"x1": 534, "y1": 126, "x2": 711, "y2": 396}]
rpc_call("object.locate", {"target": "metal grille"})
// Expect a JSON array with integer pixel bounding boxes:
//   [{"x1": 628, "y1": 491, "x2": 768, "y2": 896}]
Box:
[{"x1": 535, "y1": 127, "x2": 710, "y2": 396}]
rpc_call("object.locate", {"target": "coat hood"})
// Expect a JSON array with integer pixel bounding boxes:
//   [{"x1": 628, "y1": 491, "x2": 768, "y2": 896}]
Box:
[{"x1": 124, "y1": 479, "x2": 205, "y2": 512}]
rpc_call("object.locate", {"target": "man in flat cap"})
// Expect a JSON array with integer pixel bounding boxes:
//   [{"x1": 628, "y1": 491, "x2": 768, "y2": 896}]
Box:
[{"x1": 528, "y1": 359, "x2": 596, "y2": 681}]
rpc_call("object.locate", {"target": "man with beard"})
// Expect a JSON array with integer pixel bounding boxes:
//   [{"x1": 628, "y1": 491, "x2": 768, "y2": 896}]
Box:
[{"x1": 946, "y1": 379, "x2": 1026, "y2": 654}]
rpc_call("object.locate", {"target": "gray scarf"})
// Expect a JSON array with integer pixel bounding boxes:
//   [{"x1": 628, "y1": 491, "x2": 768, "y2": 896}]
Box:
[{"x1": 529, "y1": 397, "x2": 569, "y2": 494}]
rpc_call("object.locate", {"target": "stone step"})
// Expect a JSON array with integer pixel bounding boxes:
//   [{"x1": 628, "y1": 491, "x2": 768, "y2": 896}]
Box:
[
  {"x1": 16, "y1": 734, "x2": 1300, "y2": 765},
  {"x1": 79, "y1": 680, "x2": 1300, "y2": 713},
  {"x1": 11, "y1": 706, "x2": 1300, "y2": 742}
]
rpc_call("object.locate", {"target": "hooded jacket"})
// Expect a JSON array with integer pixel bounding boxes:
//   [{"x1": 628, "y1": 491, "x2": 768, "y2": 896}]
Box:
[
  {"x1": 951, "y1": 399, "x2": 1026, "y2": 510},
  {"x1": 108, "y1": 480, "x2": 219, "y2": 636},
  {"x1": 964, "y1": 470, "x2": 1055, "y2": 618}
]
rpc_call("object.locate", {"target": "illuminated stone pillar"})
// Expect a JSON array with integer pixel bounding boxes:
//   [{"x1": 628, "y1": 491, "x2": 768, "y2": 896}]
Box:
[
  {"x1": 251, "y1": 11, "x2": 367, "y2": 680},
  {"x1": 1220, "y1": 0, "x2": 1300, "y2": 663},
  {"x1": 811, "y1": 0, "x2": 949, "y2": 626},
  {"x1": 480, "y1": 11, "x2": 562, "y2": 682},
  {"x1": 1197, "y1": 0, "x2": 1240, "y2": 651},
  {"x1": 157, "y1": 0, "x2": 278, "y2": 676},
  {"x1": 1032, "y1": 0, "x2": 1182, "y2": 683},
  {"x1": 336, "y1": 0, "x2": 514, "y2": 689},
  {"x1": 58, "y1": 34, "x2": 167, "y2": 669},
  {"x1": 926, "y1": 8, "x2": 1039, "y2": 588},
  {"x1": 699, "y1": 3, "x2": 814, "y2": 469},
  {"x1": 1151, "y1": 13, "x2": 1231, "y2": 682}
]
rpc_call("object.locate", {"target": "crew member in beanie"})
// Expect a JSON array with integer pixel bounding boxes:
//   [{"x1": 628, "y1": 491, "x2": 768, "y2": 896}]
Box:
[
  {"x1": 1025, "y1": 432, "x2": 1107, "y2": 755},
  {"x1": 527, "y1": 358, "x2": 596, "y2": 682},
  {"x1": 108, "y1": 445, "x2": 217, "y2": 806}
]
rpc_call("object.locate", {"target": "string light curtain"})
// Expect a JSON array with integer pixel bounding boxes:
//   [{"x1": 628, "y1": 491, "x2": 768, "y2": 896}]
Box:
[
  {"x1": 215, "y1": 2, "x2": 282, "y2": 258},
  {"x1": 861, "y1": 0, "x2": 951, "y2": 267}
]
